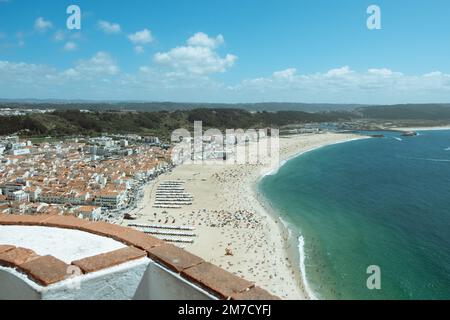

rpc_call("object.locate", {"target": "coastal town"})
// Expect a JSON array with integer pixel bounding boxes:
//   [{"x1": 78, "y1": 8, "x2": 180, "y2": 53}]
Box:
[
  {"x1": 0, "y1": 104, "x2": 428, "y2": 300},
  {"x1": 0, "y1": 134, "x2": 172, "y2": 223},
  {"x1": 0, "y1": 120, "x2": 363, "y2": 298}
]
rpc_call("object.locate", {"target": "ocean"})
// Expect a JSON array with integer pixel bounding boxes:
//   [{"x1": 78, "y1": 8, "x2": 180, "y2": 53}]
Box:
[{"x1": 259, "y1": 130, "x2": 450, "y2": 300}]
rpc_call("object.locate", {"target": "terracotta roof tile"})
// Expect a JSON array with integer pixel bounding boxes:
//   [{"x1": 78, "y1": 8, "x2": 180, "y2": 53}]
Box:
[
  {"x1": 0, "y1": 214, "x2": 51, "y2": 226},
  {"x1": 0, "y1": 247, "x2": 39, "y2": 268},
  {"x1": 83, "y1": 222, "x2": 163, "y2": 250},
  {"x1": 72, "y1": 246, "x2": 147, "y2": 274},
  {"x1": 147, "y1": 243, "x2": 203, "y2": 273},
  {"x1": 82, "y1": 221, "x2": 129, "y2": 239},
  {"x1": 115, "y1": 229, "x2": 164, "y2": 251},
  {"x1": 181, "y1": 262, "x2": 254, "y2": 299},
  {"x1": 19, "y1": 255, "x2": 70, "y2": 286},
  {"x1": 0, "y1": 245, "x2": 15, "y2": 254},
  {"x1": 231, "y1": 286, "x2": 281, "y2": 300},
  {"x1": 42, "y1": 215, "x2": 91, "y2": 230}
]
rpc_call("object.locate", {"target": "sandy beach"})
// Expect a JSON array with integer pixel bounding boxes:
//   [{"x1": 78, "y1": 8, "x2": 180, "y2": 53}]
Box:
[{"x1": 123, "y1": 132, "x2": 368, "y2": 299}]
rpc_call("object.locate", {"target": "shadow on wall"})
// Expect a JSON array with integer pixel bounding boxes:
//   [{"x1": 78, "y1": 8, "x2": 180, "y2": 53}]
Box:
[{"x1": 0, "y1": 259, "x2": 215, "y2": 300}]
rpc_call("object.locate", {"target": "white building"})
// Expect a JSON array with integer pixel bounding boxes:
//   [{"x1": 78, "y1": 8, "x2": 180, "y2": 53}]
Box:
[
  {"x1": 94, "y1": 191, "x2": 126, "y2": 209},
  {"x1": 75, "y1": 206, "x2": 102, "y2": 221},
  {"x1": 12, "y1": 149, "x2": 30, "y2": 156},
  {"x1": 10, "y1": 190, "x2": 29, "y2": 202},
  {"x1": 1, "y1": 182, "x2": 25, "y2": 198}
]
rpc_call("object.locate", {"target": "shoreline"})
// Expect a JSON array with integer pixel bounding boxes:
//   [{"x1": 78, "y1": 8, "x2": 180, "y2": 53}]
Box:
[
  {"x1": 124, "y1": 132, "x2": 369, "y2": 299},
  {"x1": 252, "y1": 135, "x2": 370, "y2": 300}
]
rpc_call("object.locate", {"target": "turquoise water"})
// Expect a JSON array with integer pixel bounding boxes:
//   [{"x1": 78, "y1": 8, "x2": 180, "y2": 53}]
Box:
[{"x1": 260, "y1": 131, "x2": 450, "y2": 300}]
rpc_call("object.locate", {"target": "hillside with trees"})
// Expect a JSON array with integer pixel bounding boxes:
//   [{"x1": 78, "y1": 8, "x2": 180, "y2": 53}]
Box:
[{"x1": 0, "y1": 109, "x2": 351, "y2": 138}]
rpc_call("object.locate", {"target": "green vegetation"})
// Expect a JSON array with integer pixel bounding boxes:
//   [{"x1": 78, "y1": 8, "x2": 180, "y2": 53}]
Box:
[
  {"x1": 3, "y1": 103, "x2": 450, "y2": 140},
  {"x1": 357, "y1": 104, "x2": 450, "y2": 120},
  {"x1": 0, "y1": 109, "x2": 351, "y2": 139}
]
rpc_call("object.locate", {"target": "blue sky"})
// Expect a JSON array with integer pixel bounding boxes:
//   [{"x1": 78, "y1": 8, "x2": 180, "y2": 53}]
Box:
[{"x1": 1, "y1": 0, "x2": 450, "y2": 103}]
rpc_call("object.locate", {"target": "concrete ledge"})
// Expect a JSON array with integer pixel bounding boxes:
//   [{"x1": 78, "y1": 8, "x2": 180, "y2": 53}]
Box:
[{"x1": 0, "y1": 214, "x2": 280, "y2": 300}]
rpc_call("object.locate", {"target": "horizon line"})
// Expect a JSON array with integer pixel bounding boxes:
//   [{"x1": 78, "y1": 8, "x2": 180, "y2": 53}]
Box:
[{"x1": 2, "y1": 98, "x2": 450, "y2": 106}]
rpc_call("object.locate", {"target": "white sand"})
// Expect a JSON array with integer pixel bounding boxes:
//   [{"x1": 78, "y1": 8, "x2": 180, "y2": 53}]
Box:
[{"x1": 124, "y1": 132, "x2": 368, "y2": 299}]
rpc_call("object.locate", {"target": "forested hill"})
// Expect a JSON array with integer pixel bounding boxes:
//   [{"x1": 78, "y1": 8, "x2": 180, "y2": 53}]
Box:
[
  {"x1": 3, "y1": 103, "x2": 450, "y2": 138},
  {"x1": 357, "y1": 104, "x2": 450, "y2": 120},
  {"x1": 0, "y1": 109, "x2": 351, "y2": 137}
]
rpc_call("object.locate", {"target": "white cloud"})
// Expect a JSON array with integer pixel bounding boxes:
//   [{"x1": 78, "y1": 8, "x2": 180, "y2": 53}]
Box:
[
  {"x1": 1, "y1": 55, "x2": 450, "y2": 103},
  {"x1": 273, "y1": 68, "x2": 297, "y2": 81},
  {"x1": 230, "y1": 66, "x2": 450, "y2": 103},
  {"x1": 423, "y1": 71, "x2": 443, "y2": 77},
  {"x1": 0, "y1": 52, "x2": 119, "y2": 84},
  {"x1": 98, "y1": 20, "x2": 121, "y2": 34},
  {"x1": 154, "y1": 47, "x2": 237, "y2": 76},
  {"x1": 128, "y1": 29, "x2": 153, "y2": 44},
  {"x1": 68, "y1": 52, "x2": 119, "y2": 78},
  {"x1": 187, "y1": 32, "x2": 224, "y2": 48},
  {"x1": 0, "y1": 61, "x2": 59, "y2": 91},
  {"x1": 153, "y1": 32, "x2": 237, "y2": 76},
  {"x1": 54, "y1": 30, "x2": 65, "y2": 41},
  {"x1": 325, "y1": 66, "x2": 353, "y2": 77},
  {"x1": 34, "y1": 17, "x2": 53, "y2": 33},
  {"x1": 134, "y1": 46, "x2": 144, "y2": 54},
  {"x1": 63, "y1": 41, "x2": 77, "y2": 51},
  {"x1": 368, "y1": 68, "x2": 402, "y2": 77},
  {"x1": 0, "y1": 61, "x2": 53, "y2": 78}
]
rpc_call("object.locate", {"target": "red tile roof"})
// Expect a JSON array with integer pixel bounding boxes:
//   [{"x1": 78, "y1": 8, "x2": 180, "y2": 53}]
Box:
[
  {"x1": 19, "y1": 255, "x2": 71, "y2": 286},
  {"x1": 72, "y1": 247, "x2": 146, "y2": 273},
  {"x1": 181, "y1": 262, "x2": 255, "y2": 299}
]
